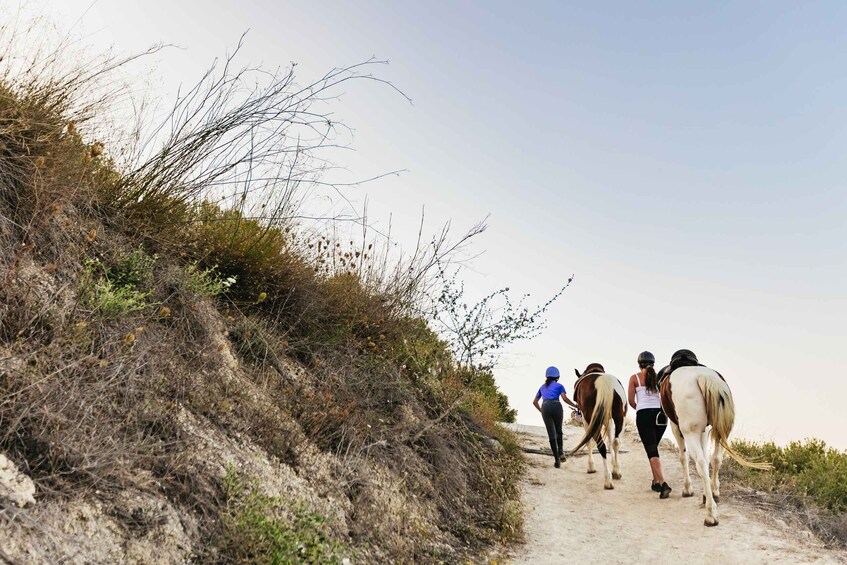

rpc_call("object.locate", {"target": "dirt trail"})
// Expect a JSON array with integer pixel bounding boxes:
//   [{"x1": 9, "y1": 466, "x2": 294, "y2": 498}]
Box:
[{"x1": 508, "y1": 423, "x2": 846, "y2": 564}]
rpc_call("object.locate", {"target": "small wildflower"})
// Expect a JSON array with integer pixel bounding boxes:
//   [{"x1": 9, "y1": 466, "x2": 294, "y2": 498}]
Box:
[
  {"x1": 86, "y1": 229, "x2": 97, "y2": 242},
  {"x1": 159, "y1": 306, "x2": 172, "y2": 318},
  {"x1": 257, "y1": 292, "x2": 267, "y2": 303},
  {"x1": 123, "y1": 332, "x2": 136, "y2": 347}
]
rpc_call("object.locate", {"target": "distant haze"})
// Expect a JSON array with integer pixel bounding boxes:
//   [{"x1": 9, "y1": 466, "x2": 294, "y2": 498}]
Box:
[{"x1": 38, "y1": 0, "x2": 847, "y2": 449}]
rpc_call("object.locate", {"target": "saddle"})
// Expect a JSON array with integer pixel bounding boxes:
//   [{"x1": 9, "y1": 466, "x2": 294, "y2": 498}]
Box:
[
  {"x1": 572, "y1": 362, "x2": 606, "y2": 399},
  {"x1": 656, "y1": 350, "x2": 701, "y2": 384}
]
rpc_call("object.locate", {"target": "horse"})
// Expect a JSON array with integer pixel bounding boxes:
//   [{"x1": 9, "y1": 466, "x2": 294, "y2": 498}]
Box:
[
  {"x1": 660, "y1": 365, "x2": 770, "y2": 526},
  {"x1": 568, "y1": 363, "x2": 628, "y2": 490}
]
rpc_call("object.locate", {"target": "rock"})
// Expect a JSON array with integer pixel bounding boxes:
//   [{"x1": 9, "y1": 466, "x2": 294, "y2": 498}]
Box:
[
  {"x1": 486, "y1": 438, "x2": 503, "y2": 451},
  {"x1": 0, "y1": 453, "x2": 36, "y2": 508}
]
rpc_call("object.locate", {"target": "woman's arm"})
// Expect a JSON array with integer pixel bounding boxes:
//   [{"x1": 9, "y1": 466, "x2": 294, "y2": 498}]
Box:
[
  {"x1": 627, "y1": 375, "x2": 637, "y2": 411},
  {"x1": 560, "y1": 392, "x2": 579, "y2": 410},
  {"x1": 533, "y1": 396, "x2": 542, "y2": 413}
]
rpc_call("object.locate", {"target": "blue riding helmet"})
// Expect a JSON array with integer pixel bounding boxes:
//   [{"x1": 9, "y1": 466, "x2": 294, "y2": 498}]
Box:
[{"x1": 545, "y1": 366, "x2": 560, "y2": 379}]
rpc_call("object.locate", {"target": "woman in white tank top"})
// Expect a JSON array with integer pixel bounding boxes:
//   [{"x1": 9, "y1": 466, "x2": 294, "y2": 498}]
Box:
[{"x1": 627, "y1": 351, "x2": 672, "y2": 499}]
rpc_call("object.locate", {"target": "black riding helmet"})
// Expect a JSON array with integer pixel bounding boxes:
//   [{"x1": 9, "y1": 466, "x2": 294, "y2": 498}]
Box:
[{"x1": 637, "y1": 351, "x2": 655, "y2": 367}]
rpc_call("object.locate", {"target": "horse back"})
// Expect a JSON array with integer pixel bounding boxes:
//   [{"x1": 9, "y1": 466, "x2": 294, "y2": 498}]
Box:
[{"x1": 663, "y1": 366, "x2": 722, "y2": 429}]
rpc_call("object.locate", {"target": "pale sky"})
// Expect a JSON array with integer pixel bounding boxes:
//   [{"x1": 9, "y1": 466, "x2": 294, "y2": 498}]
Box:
[{"x1": 30, "y1": 1, "x2": 847, "y2": 448}]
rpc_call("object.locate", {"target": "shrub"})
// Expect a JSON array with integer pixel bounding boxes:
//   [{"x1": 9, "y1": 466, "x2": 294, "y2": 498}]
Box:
[
  {"x1": 89, "y1": 278, "x2": 149, "y2": 318},
  {"x1": 726, "y1": 438, "x2": 847, "y2": 548},
  {"x1": 183, "y1": 262, "x2": 236, "y2": 298},
  {"x1": 729, "y1": 438, "x2": 847, "y2": 512},
  {"x1": 81, "y1": 250, "x2": 156, "y2": 318},
  {"x1": 222, "y1": 468, "x2": 352, "y2": 564}
]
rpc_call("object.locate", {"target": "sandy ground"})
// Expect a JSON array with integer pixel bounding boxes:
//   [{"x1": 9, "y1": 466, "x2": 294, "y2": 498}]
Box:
[{"x1": 508, "y1": 423, "x2": 847, "y2": 565}]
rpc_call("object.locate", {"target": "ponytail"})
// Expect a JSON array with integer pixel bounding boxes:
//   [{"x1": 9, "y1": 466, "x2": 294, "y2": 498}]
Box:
[
  {"x1": 544, "y1": 377, "x2": 556, "y2": 388},
  {"x1": 645, "y1": 366, "x2": 658, "y2": 393}
]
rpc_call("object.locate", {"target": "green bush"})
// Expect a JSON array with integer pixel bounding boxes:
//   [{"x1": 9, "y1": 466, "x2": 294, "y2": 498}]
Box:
[
  {"x1": 106, "y1": 247, "x2": 157, "y2": 289},
  {"x1": 90, "y1": 278, "x2": 149, "y2": 318},
  {"x1": 730, "y1": 438, "x2": 847, "y2": 512},
  {"x1": 183, "y1": 262, "x2": 236, "y2": 297},
  {"x1": 82, "y1": 253, "x2": 155, "y2": 318},
  {"x1": 222, "y1": 468, "x2": 351, "y2": 564}
]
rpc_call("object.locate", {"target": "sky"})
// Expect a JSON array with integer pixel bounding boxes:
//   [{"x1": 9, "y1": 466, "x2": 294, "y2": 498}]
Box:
[{"x1": 27, "y1": 0, "x2": 847, "y2": 448}]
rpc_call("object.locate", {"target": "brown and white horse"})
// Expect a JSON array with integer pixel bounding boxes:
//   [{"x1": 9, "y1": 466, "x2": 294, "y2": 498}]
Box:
[
  {"x1": 661, "y1": 366, "x2": 770, "y2": 526},
  {"x1": 569, "y1": 363, "x2": 627, "y2": 490}
]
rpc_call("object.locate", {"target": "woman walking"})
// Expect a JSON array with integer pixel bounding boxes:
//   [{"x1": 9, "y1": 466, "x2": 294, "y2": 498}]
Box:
[
  {"x1": 533, "y1": 366, "x2": 579, "y2": 468},
  {"x1": 627, "y1": 351, "x2": 672, "y2": 498}
]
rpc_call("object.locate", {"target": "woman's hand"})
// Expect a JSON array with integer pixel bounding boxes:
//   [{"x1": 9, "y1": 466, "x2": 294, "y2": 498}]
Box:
[{"x1": 560, "y1": 393, "x2": 579, "y2": 410}]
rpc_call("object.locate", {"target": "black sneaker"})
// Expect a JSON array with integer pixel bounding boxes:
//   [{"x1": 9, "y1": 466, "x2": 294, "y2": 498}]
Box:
[
  {"x1": 660, "y1": 483, "x2": 672, "y2": 499},
  {"x1": 651, "y1": 482, "x2": 662, "y2": 493}
]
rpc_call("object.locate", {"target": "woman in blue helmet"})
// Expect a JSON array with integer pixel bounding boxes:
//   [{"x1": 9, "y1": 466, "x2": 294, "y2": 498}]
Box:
[{"x1": 533, "y1": 366, "x2": 579, "y2": 468}]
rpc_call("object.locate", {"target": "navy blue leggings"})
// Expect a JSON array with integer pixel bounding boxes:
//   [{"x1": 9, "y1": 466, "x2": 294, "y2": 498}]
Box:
[{"x1": 541, "y1": 400, "x2": 564, "y2": 457}]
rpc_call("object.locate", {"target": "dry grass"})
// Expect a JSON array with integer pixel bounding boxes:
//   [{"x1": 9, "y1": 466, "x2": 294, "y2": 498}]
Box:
[{"x1": 0, "y1": 21, "x2": 527, "y2": 563}]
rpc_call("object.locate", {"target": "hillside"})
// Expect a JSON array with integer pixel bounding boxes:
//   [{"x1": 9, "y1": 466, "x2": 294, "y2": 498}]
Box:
[{"x1": 0, "y1": 36, "x2": 528, "y2": 564}]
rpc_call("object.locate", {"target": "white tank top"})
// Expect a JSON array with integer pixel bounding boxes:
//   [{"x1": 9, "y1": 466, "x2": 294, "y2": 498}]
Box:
[{"x1": 634, "y1": 372, "x2": 662, "y2": 411}]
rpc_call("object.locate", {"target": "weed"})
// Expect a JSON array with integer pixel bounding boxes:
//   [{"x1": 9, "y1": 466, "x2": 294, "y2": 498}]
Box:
[
  {"x1": 222, "y1": 468, "x2": 352, "y2": 564},
  {"x1": 90, "y1": 278, "x2": 149, "y2": 318},
  {"x1": 183, "y1": 262, "x2": 236, "y2": 298},
  {"x1": 81, "y1": 252, "x2": 154, "y2": 318}
]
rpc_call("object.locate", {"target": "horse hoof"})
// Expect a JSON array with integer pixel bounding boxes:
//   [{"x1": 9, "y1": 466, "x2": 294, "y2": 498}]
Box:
[
  {"x1": 612, "y1": 472, "x2": 622, "y2": 480},
  {"x1": 682, "y1": 491, "x2": 694, "y2": 498},
  {"x1": 604, "y1": 484, "x2": 614, "y2": 490},
  {"x1": 704, "y1": 518, "x2": 719, "y2": 527},
  {"x1": 587, "y1": 469, "x2": 597, "y2": 474}
]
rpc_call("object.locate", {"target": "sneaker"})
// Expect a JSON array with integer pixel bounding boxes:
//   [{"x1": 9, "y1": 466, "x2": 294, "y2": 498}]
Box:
[
  {"x1": 660, "y1": 483, "x2": 672, "y2": 499},
  {"x1": 651, "y1": 482, "x2": 662, "y2": 493}
]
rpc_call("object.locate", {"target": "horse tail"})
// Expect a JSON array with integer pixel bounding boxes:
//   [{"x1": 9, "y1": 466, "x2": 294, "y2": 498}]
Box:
[
  {"x1": 698, "y1": 373, "x2": 772, "y2": 470},
  {"x1": 569, "y1": 375, "x2": 614, "y2": 456}
]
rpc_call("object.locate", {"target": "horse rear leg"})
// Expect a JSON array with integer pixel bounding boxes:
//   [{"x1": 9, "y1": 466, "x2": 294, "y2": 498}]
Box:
[
  {"x1": 710, "y1": 434, "x2": 724, "y2": 503},
  {"x1": 583, "y1": 419, "x2": 597, "y2": 474},
  {"x1": 598, "y1": 432, "x2": 613, "y2": 490},
  {"x1": 670, "y1": 422, "x2": 693, "y2": 497},
  {"x1": 611, "y1": 416, "x2": 623, "y2": 480},
  {"x1": 687, "y1": 430, "x2": 718, "y2": 526}
]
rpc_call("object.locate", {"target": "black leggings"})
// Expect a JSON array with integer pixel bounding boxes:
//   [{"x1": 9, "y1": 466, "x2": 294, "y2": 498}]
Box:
[
  {"x1": 636, "y1": 408, "x2": 666, "y2": 459},
  {"x1": 541, "y1": 400, "x2": 564, "y2": 457}
]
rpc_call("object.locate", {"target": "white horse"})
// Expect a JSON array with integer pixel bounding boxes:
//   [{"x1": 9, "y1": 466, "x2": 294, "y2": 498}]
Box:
[
  {"x1": 661, "y1": 366, "x2": 770, "y2": 526},
  {"x1": 569, "y1": 363, "x2": 627, "y2": 490}
]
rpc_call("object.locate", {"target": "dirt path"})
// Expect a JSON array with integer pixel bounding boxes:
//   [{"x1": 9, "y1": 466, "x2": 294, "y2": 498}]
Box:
[{"x1": 508, "y1": 423, "x2": 847, "y2": 564}]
